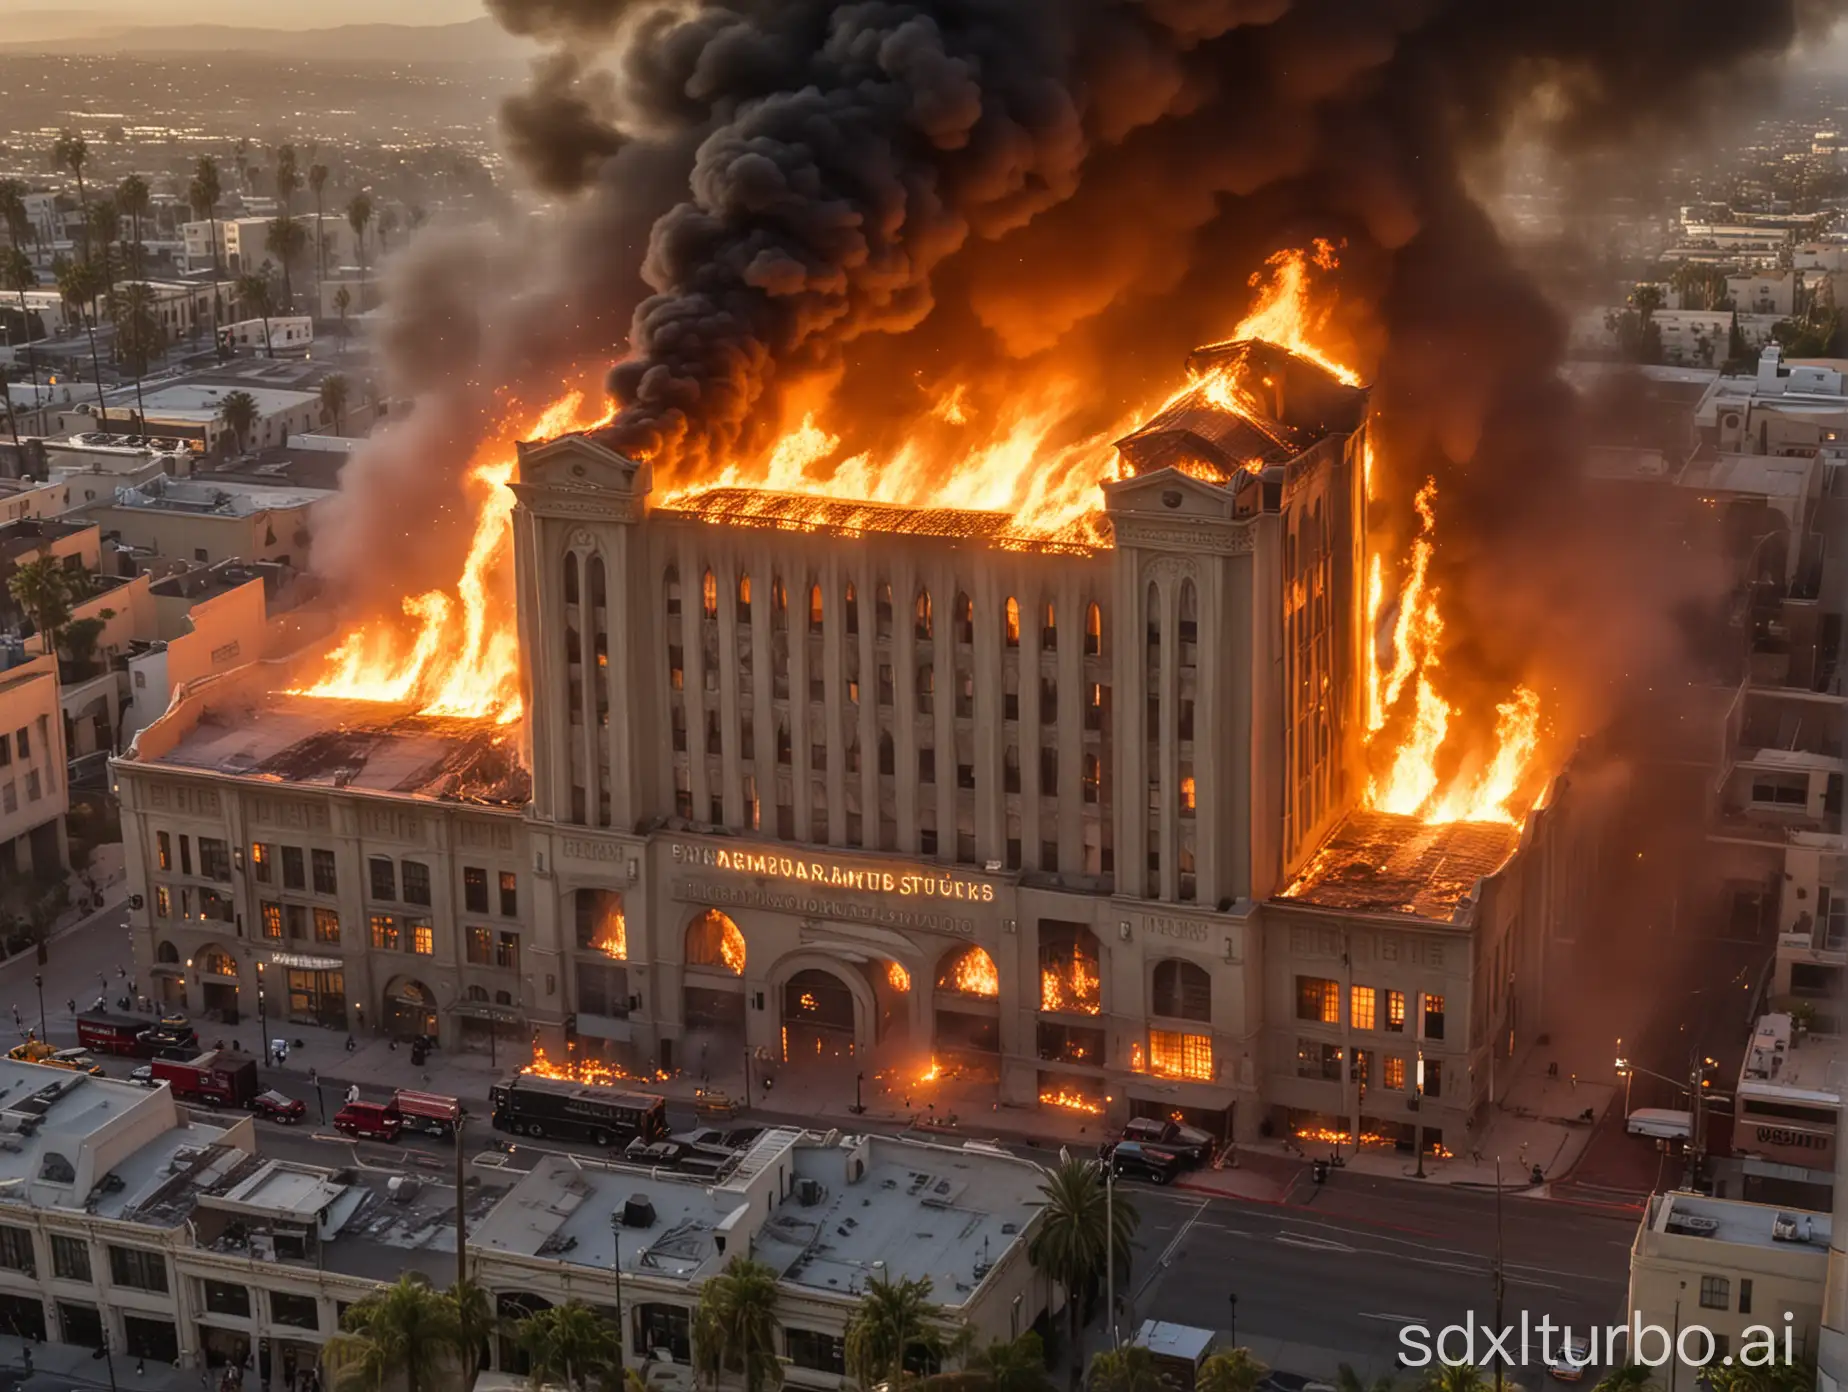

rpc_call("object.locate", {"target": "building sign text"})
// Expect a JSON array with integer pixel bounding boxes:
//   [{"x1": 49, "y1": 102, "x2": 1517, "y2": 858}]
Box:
[
  {"x1": 672, "y1": 843, "x2": 995, "y2": 902},
  {"x1": 674, "y1": 879, "x2": 976, "y2": 938}
]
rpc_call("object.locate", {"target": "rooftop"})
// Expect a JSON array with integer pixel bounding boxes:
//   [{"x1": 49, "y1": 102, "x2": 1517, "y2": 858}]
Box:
[
  {"x1": 0, "y1": 517, "x2": 94, "y2": 563},
  {"x1": 1739, "y1": 1012, "x2": 1845, "y2": 1101},
  {"x1": 656, "y1": 488, "x2": 1102, "y2": 555},
  {"x1": 1647, "y1": 1192, "x2": 1832, "y2": 1252},
  {"x1": 108, "y1": 476, "x2": 331, "y2": 517},
  {"x1": 136, "y1": 690, "x2": 531, "y2": 807},
  {"x1": 472, "y1": 1131, "x2": 1045, "y2": 1307},
  {"x1": 103, "y1": 381, "x2": 320, "y2": 422},
  {"x1": 1680, "y1": 453, "x2": 1818, "y2": 499},
  {"x1": 1278, "y1": 810, "x2": 1522, "y2": 921}
]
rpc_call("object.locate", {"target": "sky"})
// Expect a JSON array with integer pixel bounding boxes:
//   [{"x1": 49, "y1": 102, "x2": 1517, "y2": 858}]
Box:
[{"x1": 0, "y1": 0, "x2": 486, "y2": 24}]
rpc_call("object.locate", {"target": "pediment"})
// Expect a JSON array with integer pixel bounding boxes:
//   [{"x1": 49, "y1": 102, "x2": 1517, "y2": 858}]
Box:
[
  {"x1": 1103, "y1": 467, "x2": 1241, "y2": 521},
  {"x1": 516, "y1": 432, "x2": 652, "y2": 498}
]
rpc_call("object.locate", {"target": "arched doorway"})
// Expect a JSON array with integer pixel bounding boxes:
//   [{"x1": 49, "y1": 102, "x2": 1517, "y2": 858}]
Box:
[
  {"x1": 384, "y1": 977, "x2": 437, "y2": 1041},
  {"x1": 933, "y1": 944, "x2": 1001, "y2": 1062},
  {"x1": 496, "y1": 1292, "x2": 553, "y2": 1373},
  {"x1": 782, "y1": 967, "x2": 858, "y2": 1061},
  {"x1": 682, "y1": 910, "x2": 746, "y2": 1075},
  {"x1": 196, "y1": 946, "x2": 239, "y2": 1023},
  {"x1": 153, "y1": 940, "x2": 185, "y2": 1008}
]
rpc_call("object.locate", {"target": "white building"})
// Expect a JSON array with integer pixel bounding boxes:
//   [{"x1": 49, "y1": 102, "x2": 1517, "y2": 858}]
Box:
[
  {"x1": 79, "y1": 382, "x2": 324, "y2": 457},
  {"x1": 1729, "y1": 271, "x2": 1799, "y2": 317},
  {"x1": 223, "y1": 316, "x2": 313, "y2": 356}
]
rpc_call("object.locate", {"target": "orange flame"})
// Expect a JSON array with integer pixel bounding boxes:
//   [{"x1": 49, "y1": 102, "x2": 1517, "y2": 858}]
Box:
[
  {"x1": 523, "y1": 1044, "x2": 667, "y2": 1087},
  {"x1": 593, "y1": 899, "x2": 627, "y2": 961},
  {"x1": 1209, "y1": 241, "x2": 1363, "y2": 388},
  {"x1": 289, "y1": 390, "x2": 614, "y2": 723},
  {"x1": 1040, "y1": 955, "x2": 1101, "y2": 1015},
  {"x1": 886, "y1": 961, "x2": 911, "y2": 993},
  {"x1": 938, "y1": 946, "x2": 999, "y2": 997},
  {"x1": 1040, "y1": 1087, "x2": 1104, "y2": 1116}
]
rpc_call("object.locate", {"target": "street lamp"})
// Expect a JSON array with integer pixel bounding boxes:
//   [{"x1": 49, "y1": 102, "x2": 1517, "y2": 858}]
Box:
[
  {"x1": 608, "y1": 1214, "x2": 626, "y2": 1376},
  {"x1": 256, "y1": 960, "x2": 268, "y2": 1063},
  {"x1": 850, "y1": 1071, "x2": 866, "y2": 1115},
  {"x1": 1227, "y1": 1293, "x2": 1237, "y2": 1349}
]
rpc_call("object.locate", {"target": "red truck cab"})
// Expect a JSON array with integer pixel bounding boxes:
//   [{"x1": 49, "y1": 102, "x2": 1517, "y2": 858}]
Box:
[
  {"x1": 392, "y1": 1090, "x2": 460, "y2": 1139},
  {"x1": 334, "y1": 1100, "x2": 404, "y2": 1142},
  {"x1": 151, "y1": 1051, "x2": 259, "y2": 1108}
]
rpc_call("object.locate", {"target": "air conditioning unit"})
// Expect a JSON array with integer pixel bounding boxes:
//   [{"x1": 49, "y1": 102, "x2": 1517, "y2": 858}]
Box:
[{"x1": 796, "y1": 1178, "x2": 824, "y2": 1207}]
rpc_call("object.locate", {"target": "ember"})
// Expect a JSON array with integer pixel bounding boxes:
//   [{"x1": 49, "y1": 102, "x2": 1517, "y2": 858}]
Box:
[
  {"x1": 937, "y1": 946, "x2": 999, "y2": 997},
  {"x1": 886, "y1": 962, "x2": 911, "y2": 993},
  {"x1": 523, "y1": 1044, "x2": 666, "y2": 1087},
  {"x1": 591, "y1": 899, "x2": 626, "y2": 961},
  {"x1": 1295, "y1": 1125, "x2": 1392, "y2": 1149},
  {"x1": 1040, "y1": 1087, "x2": 1104, "y2": 1116}
]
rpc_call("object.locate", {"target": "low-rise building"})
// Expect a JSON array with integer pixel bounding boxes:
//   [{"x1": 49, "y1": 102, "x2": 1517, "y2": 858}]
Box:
[
  {"x1": 80, "y1": 476, "x2": 327, "y2": 569},
  {"x1": 1629, "y1": 1192, "x2": 1831, "y2": 1375},
  {"x1": 0, "y1": 649, "x2": 68, "y2": 878},
  {"x1": 223, "y1": 317, "x2": 313, "y2": 357},
  {"x1": 1732, "y1": 1014, "x2": 1842, "y2": 1208}
]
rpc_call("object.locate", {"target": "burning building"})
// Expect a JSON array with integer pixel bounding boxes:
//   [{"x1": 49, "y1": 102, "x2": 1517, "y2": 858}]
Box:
[{"x1": 114, "y1": 316, "x2": 1589, "y2": 1151}]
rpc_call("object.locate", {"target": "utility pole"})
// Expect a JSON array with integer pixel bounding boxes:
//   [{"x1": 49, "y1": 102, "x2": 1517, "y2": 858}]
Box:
[
  {"x1": 1105, "y1": 1164, "x2": 1118, "y2": 1349},
  {"x1": 454, "y1": 1111, "x2": 468, "y2": 1292},
  {"x1": 1493, "y1": 1158, "x2": 1506, "y2": 1392}
]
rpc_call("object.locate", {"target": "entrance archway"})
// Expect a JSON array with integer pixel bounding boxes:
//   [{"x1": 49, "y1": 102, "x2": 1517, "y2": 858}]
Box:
[
  {"x1": 196, "y1": 946, "x2": 239, "y2": 1023},
  {"x1": 384, "y1": 977, "x2": 437, "y2": 1041},
  {"x1": 782, "y1": 967, "x2": 858, "y2": 1061},
  {"x1": 682, "y1": 909, "x2": 746, "y2": 1075}
]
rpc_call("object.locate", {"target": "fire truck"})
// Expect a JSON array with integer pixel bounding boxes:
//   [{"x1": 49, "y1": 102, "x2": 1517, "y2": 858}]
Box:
[{"x1": 150, "y1": 1051, "x2": 259, "y2": 1108}]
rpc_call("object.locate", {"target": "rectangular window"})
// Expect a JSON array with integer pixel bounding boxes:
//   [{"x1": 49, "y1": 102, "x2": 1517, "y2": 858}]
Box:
[
  {"x1": 368, "y1": 857, "x2": 396, "y2": 902},
  {"x1": 0, "y1": 1226, "x2": 32, "y2": 1271},
  {"x1": 402, "y1": 862, "x2": 432, "y2": 906},
  {"x1": 1350, "y1": 986, "x2": 1377, "y2": 1031},
  {"x1": 1739, "y1": 1278, "x2": 1753, "y2": 1316},
  {"x1": 467, "y1": 926, "x2": 492, "y2": 965},
  {"x1": 577, "y1": 961, "x2": 629, "y2": 1017},
  {"x1": 1699, "y1": 1275, "x2": 1730, "y2": 1311},
  {"x1": 312, "y1": 849, "x2": 338, "y2": 895},
  {"x1": 154, "y1": 886, "x2": 171, "y2": 919},
  {"x1": 409, "y1": 919, "x2": 434, "y2": 956},
  {"x1": 1296, "y1": 976, "x2": 1339, "y2": 1024},
  {"x1": 12, "y1": 728, "x2": 24, "y2": 758},
  {"x1": 1295, "y1": 1039, "x2": 1343, "y2": 1081},
  {"x1": 370, "y1": 915, "x2": 399, "y2": 952},
  {"x1": 157, "y1": 831, "x2": 172, "y2": 871},
  {"x1": 202, "y1": 1280, "x2": 250, "y2": 1318},
  {"x1": 314, "y1": 909, "x2": 341, "y2": 945},
  {"x1": 1423, "y1": 994, "x2": 1446, "y2": 1041},
  {"x1": 1383, "y1": 1056, "x2": 1406, "y2": 1091},
  {"x1": 496, "y1": 932, "x2": 520, "y2": 971},
  {"x1": 1384, "y1": 990, "x2": 1406, "y2": 1033},
  {"x1": 199, "y1": 838, "x2": 231, "y2": 882},
  {"x1": 270, "y1": 1291, "x2": 319, "y2": 1331},
  {"x1": 261, "y1": 902, "x2": 283, "y2": 941},
  {"x1": 1148, "y1": 1031, "x2": 1213, "y2": 1081},
  {"x1": 285, "y1": 904, "x2": 308, "y2": 941},
  {"x1": 251, "y1": 842, "x2": 271, "y2": 883},
  {"x1": 281, "y1": 846, "x2": 305, "y2": 890},
  {"x1": 51, "y1": 1235, "x2": 90, "y2": 1282},
  {"x1": 499, "y1": 872, "x2": 518, "y2": 917},
  {"x1": 1424, "y1": 1059, "x2": 1443, "y2": 1098},
  {"x1": 464, "y1": 867, "x2": 489, "y2": 914},
  {"x1": 179, "y1": 835, "x2": 192, "y2": 876},
  {"x1": 108, "y1": 1246, "x2": 168, "y2": 1293},
  {"x1": 786, "y1": 1330, "x2": 846, "y2": 1376}
]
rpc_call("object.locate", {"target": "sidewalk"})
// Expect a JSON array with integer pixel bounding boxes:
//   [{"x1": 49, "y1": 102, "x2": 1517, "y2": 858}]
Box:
[{"x1": 0, "y1": 1335, "x2": 203, "y2": 1392}]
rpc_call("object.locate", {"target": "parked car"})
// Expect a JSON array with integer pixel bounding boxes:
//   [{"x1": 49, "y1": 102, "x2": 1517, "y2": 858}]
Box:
[
  {"x1": 250, "y1": 1090, "x2": 308, "y2": 1125},
  {"x1": 1120, "y1": 1117, "x2": 1216, "y2": 1166},
  {"x1": 129, "y1": 1065, "x2": 157, "y2": 1088},
  {"x1": 1105, "y1": 1140, "x2": 1182, "y2": 1186},
  {"x1": 1547, "y1": 1340, "x2": 1594, "y2": 1382}
]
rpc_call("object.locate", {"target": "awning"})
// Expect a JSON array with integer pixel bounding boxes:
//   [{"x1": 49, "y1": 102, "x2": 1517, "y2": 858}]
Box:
[
  {"x1": 1125, "y1": 1078, "x2": 1241, "y2": 1112},
  {"x1": 449, "y1": 1002, "x2": 524, "y2": 1025},
  {"x1": 268, "y1": 952, "x2": 342, "y2": 972}
]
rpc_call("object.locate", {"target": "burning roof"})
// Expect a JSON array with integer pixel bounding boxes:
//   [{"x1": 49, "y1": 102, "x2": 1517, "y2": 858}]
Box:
[
  {"x1": 1279, "y1": 810, "x2": 1521, "y2": 921},
  {"x1": 656, "y1": 487, "x2": 1107, "y2": 555}
]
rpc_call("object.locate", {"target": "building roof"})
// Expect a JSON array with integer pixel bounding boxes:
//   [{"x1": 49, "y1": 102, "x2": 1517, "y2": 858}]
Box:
[
  {"x1": 1278, "y1": 810, "x2": 1522, "y2": 921},
  {"x1": 1133, "y1": 1322, "x2": 1218, "y2": 1361},
  {"x1": 655, "y1": 488, "x2": 1101, "y2": 555},
  {"x1": 472, "y1": 1131, "x2": 1045, "y2": 1307},
  {"x1": 1739, "y1": 1013, "x2": 1845, "y2": 1100},
  {"x1": 0, "y1": 516, "x2": 94, "y2": 563},
  {"x1": 137, "y1": 691, "x2": 531, "y2": 807},
  {"x1": 1647, "y1": 1192, "x2": 1832, "y2": 1252},
  {"x1": 107, "y1": 476, "x2": 331, "y2": 518},
  {"x1": 104, "y1": 381, "x2": 320, "y2": 424},
  {"x1": 1679, "y1": 453, "x2": 1817, "y2": 499}
]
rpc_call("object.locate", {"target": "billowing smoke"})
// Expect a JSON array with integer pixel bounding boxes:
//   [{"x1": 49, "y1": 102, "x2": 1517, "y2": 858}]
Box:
[{"x1": 317, "y1": 0, "x2": 1842, "y2": 765}]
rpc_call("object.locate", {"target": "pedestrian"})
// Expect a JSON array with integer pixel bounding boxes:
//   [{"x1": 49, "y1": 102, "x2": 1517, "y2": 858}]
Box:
[
  {"x1": 343, "y1": 1035, "x2": 356, "y2": 1054},
  {"x1": 1569, "y1": 1072, "x2": 1578, "y2": 1091},
  {"x1": 346, "y1": 1083, "x2": 360, "y2": 1104},
  {"x1": 65, "y1": 999, "x2": 75, "y2": 1015}
]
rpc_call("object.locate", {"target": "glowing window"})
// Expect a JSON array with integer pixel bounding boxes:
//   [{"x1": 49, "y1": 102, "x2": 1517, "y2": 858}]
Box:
[
  {"x1": 915, "y1": 589, "x2": 933, "y2": 639},
  {"x1": 1296, "y1": 976, "x2": 1339, "y2": 1024},
  {"x1": 370, "y1": 915, "x2": 400, "y2": 951},
  {"x1": 702, "y1": 569, "x2": 717, "y2": 619},
  {"x1": 1350, "y1": 986, "x2": 1376, "y2": 1031},
  {"x1": 1385, "y1": 989, "x2": 1406, "y2": 1032},
  {"x1": 809, "y1": 584, "x2": 824, "y2": 631},
  {"x1": 1383, "y1": 1056, "x2": 1406, "y2": 1091},
  {"x1": 411, "y1": 920, "x2": 434, "y2": 955},
  {"x1": 1085, "y1": 602, "x2": 1102, "y2": 656},
  {"x1": 261, "y1": 903, "x2": 282, "y2": 941},
  {"x1": 1149, "y1": 1030, "x2": 1213, "y2": 1081},
  {"x1": 687, "y1": 910, "x2": 746, "y2": 974},
  {"x1": 737, "y1": 574, "x2": 751, "y2": 619},
  {"x1": 1004, "y1": 597, "x2": 1020, "y2": 646},
  {"x1": 1180, "y1": 775, "x2": 1195, "y2": 814}
]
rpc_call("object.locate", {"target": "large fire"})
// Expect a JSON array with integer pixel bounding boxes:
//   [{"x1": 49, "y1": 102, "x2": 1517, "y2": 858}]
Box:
[
  {"x1": 523, "y1": 1044, "x2": 667, "y2": 1087},
  {"x1": 289, "y1": 391, "x2": 615, "y2": 723},
  {"x1": 937, "y1": 946, "x2": 1000, "y2": 997},
  {"x1": 592, "y1": 899, "x2": 627, "y2": 961},
  {"x1": 1040, "y1": 955, "x2": 1102, "y2": 1015},
  {"x1": 1039, "y1": 1087, "x2": 1105, "y2": 1116}
]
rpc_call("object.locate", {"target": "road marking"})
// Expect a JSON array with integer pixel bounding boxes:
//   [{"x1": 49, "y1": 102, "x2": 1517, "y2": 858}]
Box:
[
  {"x1": 1358, "y1": 1313, "x2": 1427, "y2": 1324},
  {"x1": 1134, "y1": 1199, "x2": 1209, "y2": 1299},
  {"x1": 1274, "y1": 1231, "x2": 1358, "y2": 1252}
]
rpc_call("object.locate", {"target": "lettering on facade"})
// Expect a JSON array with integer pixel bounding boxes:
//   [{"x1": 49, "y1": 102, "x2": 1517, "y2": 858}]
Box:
[
  {"x1": 1755, "y1": 1125, "x2": 1830, "y2": 1153},
  {"x1": 675, "y1": 880, "x2": 977, "y2": 937},
  {"x1": 209, "y1": 640, "x2": 242, "y2": 666},
  {"x1": 563, "y1": 837, "x2": 625, "y2": 863},
  {"x1": 671, "y1": 842, "x2": 996, "y2": 902},
  {"x1": 1144, "y1": 915, "x2": 1210, "y2": 943},
  {"x1": 269, "y1": 952, "x2": 342, "y2": 971}
]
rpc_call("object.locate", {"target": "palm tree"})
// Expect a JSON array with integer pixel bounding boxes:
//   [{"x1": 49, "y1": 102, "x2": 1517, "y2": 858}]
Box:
[
  {"x1": 110, "y1": 281, "x2": 161, "y2": 426},
  {"x1": 964, "y1": 1333, "x2": 1055, "y2": 1392},
  {"x1": 85, "y1": 197, "x2": 118, "y2": 305},
  {"x1": 189, "y1": 157, "x2": 224, "y2": 334},
  {"x1": 1, "y1": 246, "x2": 37, "y2": 415},
  {"x1": 1589, "y1": 1365, "x2": 1651, "y2": 1392},
  {"x1": 844, "y1": 1272, "x2": 949, "y2": 1391},
  {"x1": 1197, "y1": 1350, "x2": 1267, "y2": 1392},
  {"x1": 693, "y1": 1255, "x2": 783, "y2": 1392},
  {"x1": 274, "y1": 144, "x2": 300, "y2": 215},
  {"x1": 1416, "y1": 1366, "x2": 1489, "y2": 1392},
  {"x1": 347, "y1": 192, "x2": 372, "y2": 292},
  {"x1": 516, "y1": 1302, "x2": 621, "y2": 1392},
  {"x1": 116, "y1": 174, "x2": 149, "y2": 279},
  {"x1": 333, "y1": 283, "x2": 351, "y2": 355},
  {"x1": 308, "y1": 162, "x2": 329, "y2": 287},
  {"x1": 319, "y1": 372, "x2": 350, "y2": 436},
  {"x1": 1028, "y1": 1157, "x2": 1137, "y2": 1387},
  {"x1": 52, "y1": 253, "x2": 108, "y2": 429},
  {"x1": 1085, "y1": 1347, "x2": 1166, "y2": 1392},
  {"x1": 234, "y1": 136, "x2": 251, "y2": 194},
  {"x1": 266, "y1": 215, "x2": 306, "y2": 314},
  {"x1": 322, "y1": 1274, "x2": 463, "y2": 1392},
  {"x1": 51, "y1": 132, "x2": 89, "y2": 259},
  {"x1": 218, "y1": 389, "x2": 259, "y2": 455},
  {"x1": 7, "y1": 557, "x2": 73, "y2": 654},
  {"x1": 235, "y1": 270, "x2": 274, "y2": 357},
  {"x1": 450, "y1": 1277, "x2": 497, "y2": 1387},
  {"x1": 378, "y1": 204, "x2": 399, "y2": 254},
  {"x1": 0, "y1": 179, "x2": 28, "y2": 254}
]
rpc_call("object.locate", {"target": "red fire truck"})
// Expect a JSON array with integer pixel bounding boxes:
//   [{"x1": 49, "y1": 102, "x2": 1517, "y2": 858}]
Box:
[
  {"x1": 333, "y1": 1089, "x2": 461, "y2": 1143},
  {"x1": 75, "y1": 1014, "x2": 148, "y2": 1057},
  {"x1": 150, "y1": 1051, "x2": 259, "y2": 1108}
]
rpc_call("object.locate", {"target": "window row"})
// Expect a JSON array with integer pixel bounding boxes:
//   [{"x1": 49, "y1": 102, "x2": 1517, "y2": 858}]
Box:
[
  {"x1": 1295, "y1": 976, "x2": 1445, "y2": 1040},
  {"x1": 155, "y1": 831, "x2": 235, "y2": 883},
  {"x1": 1295, "y1": 1041, "x2": 1442, "y2": 1097}
]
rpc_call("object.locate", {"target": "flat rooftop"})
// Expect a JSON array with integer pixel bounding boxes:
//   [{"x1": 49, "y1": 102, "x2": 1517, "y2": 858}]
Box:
[
  {"x1": 1279, "y1": 810, "x2": 1521, "y2": 921},
  {"x1": 472, "y1": 1131, "x2": 1045, "y2": 1306},
  {"x1": 1649, "y1": 1192, "x2": 1832, "y2": 1252},
  {"x1": 103, "y1": 382, "x2": 320, "y2": 420},
  {"x1": 1680, "y1": 453, "x2": 1816, "y2": 498},
  {"x1": 657, "y1": 488, "x2": 1102, "y2": 555},
  {"x1": 139, "y1": 691, "x2": 531, "y2": 807},
  {"x1": 109, "y1": 477, "x2": 330, "y2": 517}
]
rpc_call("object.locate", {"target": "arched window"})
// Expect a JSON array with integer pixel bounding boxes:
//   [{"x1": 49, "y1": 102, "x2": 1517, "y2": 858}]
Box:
[
  {"x1": 197, "y1": 947, "x2": 238, "y2": 977},
  {"x1": 686, "y1": 909, "x2": 746, "y2": 973},
  {"x1": 1179, "y1": 579, "x2": 1198, "y2": 646},
  {"x1": 954, "y1": 592, "x2": 973, "y2": 644},
  {"x1": 664, "y1": 564, "x2": 681, "y2": 617},
  {"x1": 1085, "y1": 601, "x2": 1102, "y2": 656},
  {"x1": 737, "y1": 573, "x2": 752, "y2": 622},
  {"x1": 1042, "y1": 600, "x2": 1056, "y2": 651},
  {"x1": 156, "y1": 940, "x2": 180, "y2": 964},
  {"x1": 702, "y1": 568, "x2": 718, "y2": 619},
  {"x1": 915, "y1": 588, "x2": 933, "y2": 639},
  {"x1": 1152, "y1": 958, "x2": 1212, "y2": 1021},
  {"x1": 876, "y1": 582, "x2": 894, "y2": 638},
  {"x1": 466, "y1": 985, "x2": 488, "y2": 1003},
  {"x1": 563, "y1": 553, "x2": 579, "y2": 605},
  {"x1": 936, "y1": 944, "x2": 999, "y2": 996},
  {"x1": 809, "y1": 582, "x2": 824, "y2": 632},
  {"x1": 495, "y1": 989, "x2": 515, "y2": 1006},
  {"x1": 771, "y1": 575, "x2": 787, "y2": 630},
  {"x1": 588, "y1": 554, "x2": 606, "y2": 611},
  {"x1": 1004, "y1": 597, "x2": 1020, "y2": 647}
]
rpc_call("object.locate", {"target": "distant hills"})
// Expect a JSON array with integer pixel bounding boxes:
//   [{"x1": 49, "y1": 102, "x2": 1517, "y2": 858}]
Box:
[{"x1": 0, "y1": 14, "x2": 531, "y2": 63}]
